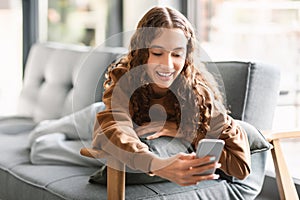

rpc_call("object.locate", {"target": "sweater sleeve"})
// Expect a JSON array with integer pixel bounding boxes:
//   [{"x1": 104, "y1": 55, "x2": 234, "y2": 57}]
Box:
[
  {"x1": 92, "y1": 67, "x2": 158, "y2": 172},
  {"x1": 195, "y1": 84, "x2": 251, "y2": 180},
  {"x1": 210, "y1": 114, "x2": 251, "y2": 180}
]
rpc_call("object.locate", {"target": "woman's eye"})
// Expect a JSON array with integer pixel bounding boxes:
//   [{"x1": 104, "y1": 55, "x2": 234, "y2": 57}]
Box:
[
  {"x1": 151, "y1": 52, "x2": 162, "y2": 56},
  {"x1": 172, "y1": 53, "x2": 181, "y2": 57},
  {"x1": 172, "y1": 52, "x2": 184, "y2": 58}
]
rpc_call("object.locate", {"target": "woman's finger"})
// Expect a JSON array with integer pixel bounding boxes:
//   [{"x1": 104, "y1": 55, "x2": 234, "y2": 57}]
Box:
[
  {"x1": 189, "y1": 162, "x2": 221, "y2": 176},
  {"x1": 146, "y1": 127, "x2": 180, "y2": 140},
  {"x1": 177, "y1": 152, "x2": 196, "y2": 160},
  {"x1": 175, "y1": 173, "x2": 220, "y2": 186},
  {"x1": 178, "y1": 155, "x2": 216, "y2": 169},
  {"x1": 146, "y1": 132, "x2": 162, "y2": 140}
]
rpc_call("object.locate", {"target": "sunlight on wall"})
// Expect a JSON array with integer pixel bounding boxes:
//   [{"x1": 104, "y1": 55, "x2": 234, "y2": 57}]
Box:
[
  {"x1": 200, "y1": 1, "x2": 300, "y2": 130},
  {"x1": 0, "y1": 8, "x2": 22, "y2": 116}
]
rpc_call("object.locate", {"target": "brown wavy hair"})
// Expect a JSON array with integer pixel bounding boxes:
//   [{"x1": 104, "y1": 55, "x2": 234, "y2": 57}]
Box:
[{"x1": 104, "y1": 6, "x2": 226, "y2": 141}]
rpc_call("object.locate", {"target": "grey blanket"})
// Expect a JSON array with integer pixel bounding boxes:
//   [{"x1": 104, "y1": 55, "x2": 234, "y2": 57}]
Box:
[{"x1": 28, "y1": 102, "x2": 105, "y2": 167}]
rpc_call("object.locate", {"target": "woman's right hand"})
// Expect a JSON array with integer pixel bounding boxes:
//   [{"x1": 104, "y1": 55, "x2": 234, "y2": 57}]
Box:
[{"x1": 150, "y1": 152, "x2": 221, "y2": 186}]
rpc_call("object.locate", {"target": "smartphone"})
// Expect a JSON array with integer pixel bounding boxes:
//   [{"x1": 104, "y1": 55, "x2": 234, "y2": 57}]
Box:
[{"x1": 196, "y1": 139, "x2": 225, "y2": 175}]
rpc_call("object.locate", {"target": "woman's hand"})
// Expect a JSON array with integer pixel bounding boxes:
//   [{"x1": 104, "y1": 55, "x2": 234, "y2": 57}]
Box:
[
  {"x1": 150, "y1": 152, "x2": 221, "y2": 186},
  {"x1": 135, "y1": 121, "x2": 183, "y2": 139},
  {"x1": 146, "y1": 127, "x2": 180, "y2": 139}
]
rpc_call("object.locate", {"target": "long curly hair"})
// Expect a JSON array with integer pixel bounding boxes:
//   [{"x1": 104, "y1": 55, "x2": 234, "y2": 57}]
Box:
[{"x1": 104, "y1": 6, "x2": 226, "y2": 141}]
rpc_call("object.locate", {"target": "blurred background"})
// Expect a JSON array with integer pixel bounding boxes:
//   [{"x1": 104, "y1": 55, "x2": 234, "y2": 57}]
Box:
[
  {"x1": 1, "y1": 1, "x2": 299, "y2": 198},
  {"x1": 0, "y1": 0, "x2": 299, "y2": 132}
]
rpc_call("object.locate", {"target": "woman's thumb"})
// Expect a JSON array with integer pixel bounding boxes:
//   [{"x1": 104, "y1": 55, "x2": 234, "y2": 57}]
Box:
[
  {"x1": 146, "y1": 132, "x2": 161, "y2": 140},
  {"x1": 178, "y1": 152, "x2": 196, "y2": 160}
]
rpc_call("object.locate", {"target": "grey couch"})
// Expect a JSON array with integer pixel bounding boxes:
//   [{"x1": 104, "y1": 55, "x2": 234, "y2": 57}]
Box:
[{"x1": 0, "y1": 42, "x2": 281, "y2": 200}]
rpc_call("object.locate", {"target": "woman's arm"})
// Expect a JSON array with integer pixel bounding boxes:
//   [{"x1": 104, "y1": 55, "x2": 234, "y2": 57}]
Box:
[
  {"x1": 199, "y1": 96, "x2": 251, "y2": 180},
  {"x1": 213, "y1": 114, "x2": 251, "y2": 180},
  {"x1": 195, "y1": 83, "x2": 251, "y2": 180},
  {"x1": 92, "y1": 68, "x2": 158, "y2": 172}
]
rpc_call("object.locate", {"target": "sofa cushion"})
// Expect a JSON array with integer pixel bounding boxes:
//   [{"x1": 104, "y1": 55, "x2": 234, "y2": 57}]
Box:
[
  {"x1": 206, "y1": 62, "x2": 249, "y2": 121},
  {"x1": 237, "y1": 120, "x2": 271, "y2": 154},
  {"x1": 0, "y1": 131, "x2": 263, "y2": 200},
  {"x1": 0, "y1": 116, "x2": 36, "y2": 134},
  {"x1": 17, "y1": 43, "x2": 126, "y2": 122},
  {"x1": 0, "y1": 131, "x2": 101, "y2": 200},
  {"x1": 11, "y1": 164, "x2": 96, "y2": 187},
  {"x1": 0, "y1": 134, "x2": 30, "y2": 169}
]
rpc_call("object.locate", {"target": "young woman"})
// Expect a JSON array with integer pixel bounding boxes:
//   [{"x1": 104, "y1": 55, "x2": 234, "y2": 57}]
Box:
[{"x1": 92, "y1": 6, "x2": 251, "y2": 186}]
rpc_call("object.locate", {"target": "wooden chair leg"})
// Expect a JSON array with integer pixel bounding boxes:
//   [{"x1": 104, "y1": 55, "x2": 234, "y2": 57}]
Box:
[
  {"x1": 107, "y1": 159, "x2": 125, "y2": 200},
  {"x1": 270, "y1": 139, "x2": 299, "y2": 200}
]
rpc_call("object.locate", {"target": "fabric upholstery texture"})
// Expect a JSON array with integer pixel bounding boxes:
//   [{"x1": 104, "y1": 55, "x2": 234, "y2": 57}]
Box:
[
  {"x1": 0, "y1": 42, "x2": 282, "y2": 200},
  {"x1": 0, "y1": 116, "x2": 36, "y2": 134},
  {"x1": 0, "y1": 132, "x2": 268, "y2": 200},
  {"x1": 206, "y1": 61, "x2": 280, "y2": 130},
  {"x1": 17, "y1": 43, "x2": 126, "y2": 122},
  {"x1": 237, "y1": 120, "x2": 271, "y2": 154}
]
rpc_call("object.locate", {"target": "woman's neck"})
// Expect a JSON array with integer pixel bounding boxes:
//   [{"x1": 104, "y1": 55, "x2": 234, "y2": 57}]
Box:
[{"x1": 150, "y1": 83, "x2": 169, "y2": 98}]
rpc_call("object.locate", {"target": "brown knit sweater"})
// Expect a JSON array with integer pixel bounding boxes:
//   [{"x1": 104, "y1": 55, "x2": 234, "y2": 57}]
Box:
[{"x1": 92, "y1": 66, "x2": 251, "y2": 180}]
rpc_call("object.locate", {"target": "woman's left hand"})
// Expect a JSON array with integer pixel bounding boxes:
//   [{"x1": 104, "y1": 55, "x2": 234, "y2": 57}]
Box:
[
  {"x1": 135, "y1": 121, "x2": 182, "y2": 139},
  {"x1": 145, "y1": 127, "x2": 180, "y2": 139}
]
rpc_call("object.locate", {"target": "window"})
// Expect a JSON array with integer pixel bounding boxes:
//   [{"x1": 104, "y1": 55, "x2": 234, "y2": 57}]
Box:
[
  {"x1": 39, "y1": 0, "x2": 109, "y2": 46},
  {"x1": 123, "y1": 0, "x2": 184, "y2": 33},
  {"x1": 39, "y1": 0, "x2": 185, "y2": 47},
  {"x1": 0, "y1": 2, "x2": 23, "y2": 115},
  {"x1": 194, "y1": 0, "x2": 300, "y2": 130}
]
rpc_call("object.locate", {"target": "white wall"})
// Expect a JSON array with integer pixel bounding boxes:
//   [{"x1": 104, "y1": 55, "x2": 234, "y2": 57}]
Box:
[{"x1": 0, "y1": 7, "x2": 22, "y2": 115}]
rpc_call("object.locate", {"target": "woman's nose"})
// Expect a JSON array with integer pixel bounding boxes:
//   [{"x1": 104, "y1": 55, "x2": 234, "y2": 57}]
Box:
[{"x1": 161, "y1": 53, "x2": 174, "y2": 69}]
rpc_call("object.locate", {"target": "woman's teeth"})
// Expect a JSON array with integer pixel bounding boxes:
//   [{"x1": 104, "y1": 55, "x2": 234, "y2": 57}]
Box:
[{"x1": 157, "y1": 72, "x2": 173, "y2": 77}]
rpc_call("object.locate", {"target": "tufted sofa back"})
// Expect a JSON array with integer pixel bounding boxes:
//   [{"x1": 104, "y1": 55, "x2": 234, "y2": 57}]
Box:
[
  {"x1": 16, "y1": 43, "x2": 280, "y2": 130},
  {"x1": 205, "y1": 61, "x2": 280, "y2": 130},
  {"x1": 17, "y1": 43, "x2": 126, "y2": 122}
]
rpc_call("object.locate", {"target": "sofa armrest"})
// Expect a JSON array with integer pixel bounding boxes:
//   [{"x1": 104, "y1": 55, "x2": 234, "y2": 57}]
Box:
[
  {"x1": 80, "y1": 148, "x2": 125, "y2": 200},
  {"x1": 262, "y1": 130, "x2": 300, "y2": 200},
  {"x1": 263, "y1": 130, "x2": 300, "y2": 141}
]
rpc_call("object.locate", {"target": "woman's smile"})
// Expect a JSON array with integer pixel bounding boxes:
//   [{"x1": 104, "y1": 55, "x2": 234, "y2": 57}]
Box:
[{"x1": 156, "y1": 71, "x2": 175, "y2": 80}]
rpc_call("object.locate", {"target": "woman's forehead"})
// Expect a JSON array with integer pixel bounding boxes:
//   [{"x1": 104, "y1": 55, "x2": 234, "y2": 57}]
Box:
[{"x1": 150, "y1": 28, "x2": 188, "y2": 50}]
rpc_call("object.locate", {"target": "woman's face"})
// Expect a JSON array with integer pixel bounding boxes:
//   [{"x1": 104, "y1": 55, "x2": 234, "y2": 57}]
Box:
[{"x1": 146, "y1": 28, "x2": 187, "y2": 90}]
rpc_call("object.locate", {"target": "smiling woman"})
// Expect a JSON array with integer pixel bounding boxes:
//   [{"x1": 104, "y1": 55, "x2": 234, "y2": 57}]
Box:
[
  {"x1": 92, "y1": 6, "x2": 251, "y2": 187},
  {"x1": 147, "y1": 29, "x2": 187, "y2": 90}
]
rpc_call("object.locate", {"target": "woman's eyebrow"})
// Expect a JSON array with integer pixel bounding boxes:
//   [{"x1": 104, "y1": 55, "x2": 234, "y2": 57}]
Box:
[{"x1": 149, "y1": 45, "x2": 186, "y2": 51}]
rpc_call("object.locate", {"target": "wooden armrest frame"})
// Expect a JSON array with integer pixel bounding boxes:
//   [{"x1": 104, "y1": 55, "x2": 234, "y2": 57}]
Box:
[
  {"x1": 262, "y1": 130, "x2": 300, "y2": 200},
  {"x1": 80, "y1": 148, "x2": 125, "y2": 200}
]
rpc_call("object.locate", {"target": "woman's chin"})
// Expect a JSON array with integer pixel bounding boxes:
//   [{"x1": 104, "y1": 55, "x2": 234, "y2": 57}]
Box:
[{"x1": 155, "y1": 82, "x2": 172, "y2": 89}]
